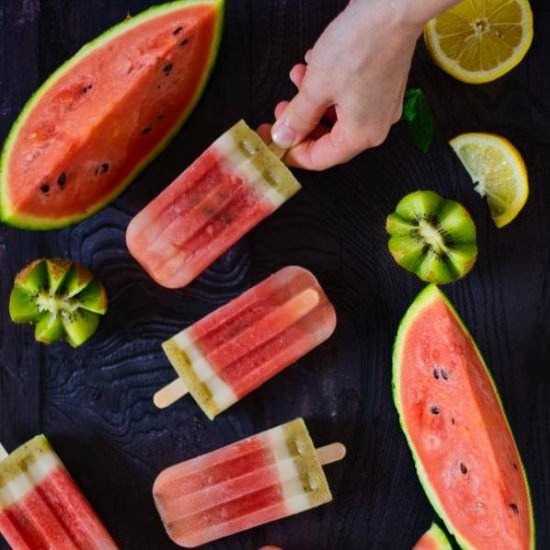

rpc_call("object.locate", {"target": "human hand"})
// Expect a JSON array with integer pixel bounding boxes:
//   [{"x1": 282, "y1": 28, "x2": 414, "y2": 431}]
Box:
[{"x1": 260, "y1": 0, "x2": 455, "y2": 170}]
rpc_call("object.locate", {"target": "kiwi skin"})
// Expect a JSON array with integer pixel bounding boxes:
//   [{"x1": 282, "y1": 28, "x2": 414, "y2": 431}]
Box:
[
  {"x1": 9, "y1": 258, "x2": 107, "y2": 347},
  {"x1": 386, "y1": 190, "x2": 478, "y2": 285}
]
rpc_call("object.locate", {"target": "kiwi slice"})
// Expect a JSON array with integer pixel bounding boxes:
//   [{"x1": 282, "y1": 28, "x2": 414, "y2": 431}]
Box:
[
  {"x1": 9, "y1": 258, "x2": 108, "y2": 347},
  {"x1": 386, "y1": 190, "x2": 478, "y2": 284}
]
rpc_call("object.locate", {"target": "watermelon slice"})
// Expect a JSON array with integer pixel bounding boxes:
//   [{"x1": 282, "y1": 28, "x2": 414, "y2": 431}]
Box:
[
  {"x1": 393, "y1": 285, "x2": 534, "y2": 550},
  {"x1": 413, "y1": 523, "x2": 452, "y2": 550},
  {"x1": 0, "y1": 0, "x2": 224, "y2": 230}
]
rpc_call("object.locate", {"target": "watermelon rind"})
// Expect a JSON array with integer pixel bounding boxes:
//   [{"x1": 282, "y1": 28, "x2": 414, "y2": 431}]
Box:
[
  {"x1": 0, "y1": 0, "x2": 225, "y2": 230},
  {"x1": 392, "y1": 284, "x2": 535, "y2": 550},
  {"x1": 416, "y1": 522, "x2": 452, "y2": 550}
]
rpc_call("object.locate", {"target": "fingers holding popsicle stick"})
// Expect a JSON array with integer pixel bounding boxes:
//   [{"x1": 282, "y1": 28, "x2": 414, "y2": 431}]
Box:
[
  {"x1": 0, "y1": 443, "x2": 8, "y2": 461},
  {"x1": 259, "y1": 89, "x2": 335, "y2": 169},
  {"x1": 266, "y1": 104, "x2": 290, "y2": 159},
  {"x1": 154, "y1": 378, "x2": 188, "y2": 409},
  {"x1": 275, "y1": 101, "x2": 289, "y2": 119},
  {"x1": 268, "y1": 141, "x2": 288, "y2": 160},
  {"x1": 316, "y1": 442, "x2": 347, "y2": 466},
  {"x1": 289, "y1": 64, "x2": 306, "y2": 88}
]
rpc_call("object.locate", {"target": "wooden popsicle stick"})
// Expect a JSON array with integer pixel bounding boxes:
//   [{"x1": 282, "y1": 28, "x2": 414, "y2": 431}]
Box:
[
  {"x1": 0, "y1": 443, "x2": 9, "y2": 461},
  {"x1": 269, "y1": 142, "x2": 287, "y2": 160},
  {"x1": 153, "y1": 378, "x2": 188, "y2": 409},
  {"x1": 316, "y1": 443, "x2": 346, "y2": 466}
]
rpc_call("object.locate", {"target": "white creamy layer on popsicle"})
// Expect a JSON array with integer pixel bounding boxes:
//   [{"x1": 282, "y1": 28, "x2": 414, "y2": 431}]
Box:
[
  {"x1": 0, "y1": 441, "x2": 59, "y2": 509},
  {"x1": 153, "y1": 418, "x2": 333, "y2": 548},
  {"x1": 213, "y1": 126, "x2": 292, "y2": 208},
  {"x1": 169, "y1": 329, "x2": 237, "y2": 413},
  {"x1": 126, "y1": 120, "x2": 302, "y2": 289},
  {"x1": 161, "y1": 267, "x2": 335, "y2": 420},
  {"x1": 0, "y1": 435, "x2": 119, "y2": 550}
]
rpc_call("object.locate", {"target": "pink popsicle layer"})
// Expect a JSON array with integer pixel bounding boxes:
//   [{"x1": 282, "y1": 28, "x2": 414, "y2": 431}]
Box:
[
  {"x1": 127, "y1": 120, "x2": 301, "y2": 289},
  {"x1": 162, "y1": 266, "x2": 337, "y2": 418},
  {"x1": 0, "y1": 435, "x2": 117, "y2": 550},
  {"x1": 153, "y1": 418, "x2": 333, "y2": 547}
]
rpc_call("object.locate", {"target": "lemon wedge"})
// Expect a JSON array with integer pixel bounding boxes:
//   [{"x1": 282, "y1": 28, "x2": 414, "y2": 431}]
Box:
[
  {"x1": 424, "y1": 0, "x2": 534, "y2": 84},
  {"x1": 450, "y1": 133, "x2": 529, "y2": 228}
]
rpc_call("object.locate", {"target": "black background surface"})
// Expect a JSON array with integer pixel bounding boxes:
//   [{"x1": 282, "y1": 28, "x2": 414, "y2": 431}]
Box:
[{"x1": 1, "y1": 1, "x2": 549, "y2": 549}]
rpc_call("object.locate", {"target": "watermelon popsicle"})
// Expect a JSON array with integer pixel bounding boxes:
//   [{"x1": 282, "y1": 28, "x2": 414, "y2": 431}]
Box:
[
  {"x1": 154, "y1": 266, "x2": 337, "y2": 418},
  {"x1": 126, "y1": 120, "x2": 301, "y2": 289},
  {"x1": 0, "y1": 437, "x2": 118, "y2": 549},
  {"x1": 153, "y1": 418, "x2": 346, "y2": 547}
]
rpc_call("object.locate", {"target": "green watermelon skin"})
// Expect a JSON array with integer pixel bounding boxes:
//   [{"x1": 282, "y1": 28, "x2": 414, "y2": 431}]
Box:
[
  {"x1": 413, "y1": 522, "x2": 452, "y2": 550},
  {"x1": 0, "y1": 0, "x2": 224, "y2": 230},
  {"x1": 393, "y1": 285, "x2": 535, "y2": 550}
]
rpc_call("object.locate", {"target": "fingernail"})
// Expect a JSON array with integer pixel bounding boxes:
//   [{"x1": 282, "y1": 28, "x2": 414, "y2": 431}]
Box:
[{"x1": 272, "y1": 123, "x2": 296, "y2": 148}]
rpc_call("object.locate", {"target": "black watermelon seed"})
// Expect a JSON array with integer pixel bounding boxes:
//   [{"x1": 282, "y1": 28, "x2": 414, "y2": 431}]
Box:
[
  {"x1": 433, "y1": 368, "x2": 440, "y2": 380},
  {"x1": 451, "y1": 417, "x2": 456, "y2": 425},
  {"x1": 82, "y1": 84, "x2": 93, "y2": 93},
  {"x1": 430, "y1": 406, "x2": 440, "y2": 415},
  {"x1": 510, "y1": 503, "x2": 519, "y2": 514},
  {"x1": 157, "y1": 113, "x2": 165, "y2": 121},
  {"x1": 173, "y1": 26, "x2": 183, "y2": 35},
  {"x1": 142, "y1": 126, "x2": 152, "y2": 135},
  {"x1": 40, "y1": 183, "x2": 50, "y2": 194},
  {"x1": 460, "y1": 462, "x2": 468, "y2": 474},
  {"x1": 179, "y1": 38, "x2": 189, "y2": 47},
  {"x1": 441, "y1": 369, "x2": 449, "y2": 380},
  {"x1": 163, "y1": 63, "x2": 174, "y2": 76},
  {"x1": 95, "y1": 163, "x2": 109, "y2": 175},
  {"x1": 513, "y1": 463, "x2": 518, "y2": 471},
  {"x1": 57, "y1": 172, "x2": 67, "y2": 188}
]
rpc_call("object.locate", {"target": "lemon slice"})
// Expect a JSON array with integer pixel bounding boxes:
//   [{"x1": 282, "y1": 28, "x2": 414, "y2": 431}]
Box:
[
  {"x1": 450, "y1": 133, "x2": 529, "y2": 228},
  {"x1": 424, "y1": 0, "x2": 534, "y2": 84}
]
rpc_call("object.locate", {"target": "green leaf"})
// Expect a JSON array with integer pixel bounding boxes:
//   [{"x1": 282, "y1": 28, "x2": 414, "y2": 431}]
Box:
[{"x1": 402, "y1": 88, "x2": 434, "y2": 153}]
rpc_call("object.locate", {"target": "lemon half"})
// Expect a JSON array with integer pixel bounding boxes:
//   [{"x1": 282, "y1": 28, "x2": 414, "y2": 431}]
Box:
[
  {"x1": 425, "y1": 0, "x2": 534, "y2": 84},
  {"x1": 450, "y1": 133, "x2": 529, "y2": 228}
]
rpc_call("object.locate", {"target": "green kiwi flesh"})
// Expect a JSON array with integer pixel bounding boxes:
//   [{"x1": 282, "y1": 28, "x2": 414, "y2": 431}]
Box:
[
  {"x1": 386, "y1": 190, "x2": 478, "y2": 284},
  {"x1": 9, "y1": 258, "x2": 107, "y2": 347}
]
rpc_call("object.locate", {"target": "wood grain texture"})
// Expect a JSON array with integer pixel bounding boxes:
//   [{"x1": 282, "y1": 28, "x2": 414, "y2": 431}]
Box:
[{"x1": 1, "y1": 0, "x2": 549, "y2": 549}]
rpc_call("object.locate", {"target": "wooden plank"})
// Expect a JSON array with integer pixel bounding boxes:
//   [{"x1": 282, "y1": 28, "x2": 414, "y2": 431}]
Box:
[
  {"x1": 0, "y1": 0, "x2": 548, "y2": 548},
  {"x1": 0, "y1": 0, "x2": 42, "y2": 458}
]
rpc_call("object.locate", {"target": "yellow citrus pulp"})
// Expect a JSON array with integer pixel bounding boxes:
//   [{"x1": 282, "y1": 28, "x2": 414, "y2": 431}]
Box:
[{"x1": 424, "y1": 0, "x2": 534, "y2": 84}]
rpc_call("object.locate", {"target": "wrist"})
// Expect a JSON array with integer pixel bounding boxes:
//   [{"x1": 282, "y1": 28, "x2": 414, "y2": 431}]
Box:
[
  {"x1": 351, "y1": 0, "x2": 424, "y2": 41},
  {"x1": 397, "y1": 0, "x2": 461, "y2": 27}
]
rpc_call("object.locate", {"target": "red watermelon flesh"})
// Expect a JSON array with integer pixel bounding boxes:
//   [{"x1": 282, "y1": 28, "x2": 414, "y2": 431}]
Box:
[
  {"x1": 393, "y1": 285, "x2": 534, "y2": 550},
  {"x1": 413, "y1": 534, "x2": 442, "y2": 550},
  {"x1": 0, "y1": 0, "x2": 223, "y2": 229}
]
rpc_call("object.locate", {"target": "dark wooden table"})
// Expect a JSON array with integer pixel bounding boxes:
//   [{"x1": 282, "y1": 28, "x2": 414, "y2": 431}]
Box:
[{"x1": 1, "y1": 1, "x2": 549, "y2": 548}]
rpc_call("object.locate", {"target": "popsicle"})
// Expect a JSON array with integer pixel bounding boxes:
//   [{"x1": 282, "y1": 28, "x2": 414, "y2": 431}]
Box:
[
  {"x1": 0, "y1": 437, "x2": 118, "y2": 549},
  {"x1": 126, "y1": 119, "x2": 301, "y2": 289},
  {"x1": 153, "y1": 418, "x2": 345, "y2": 547},
  {"x1": 154, "y1": 266, "x2": 337, "y2": 419}
]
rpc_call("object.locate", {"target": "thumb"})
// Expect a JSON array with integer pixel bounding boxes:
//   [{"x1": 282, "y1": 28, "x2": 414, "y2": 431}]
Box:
[{"x1": 271, "y1": 82, "x2": 329, "y2": 149}]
